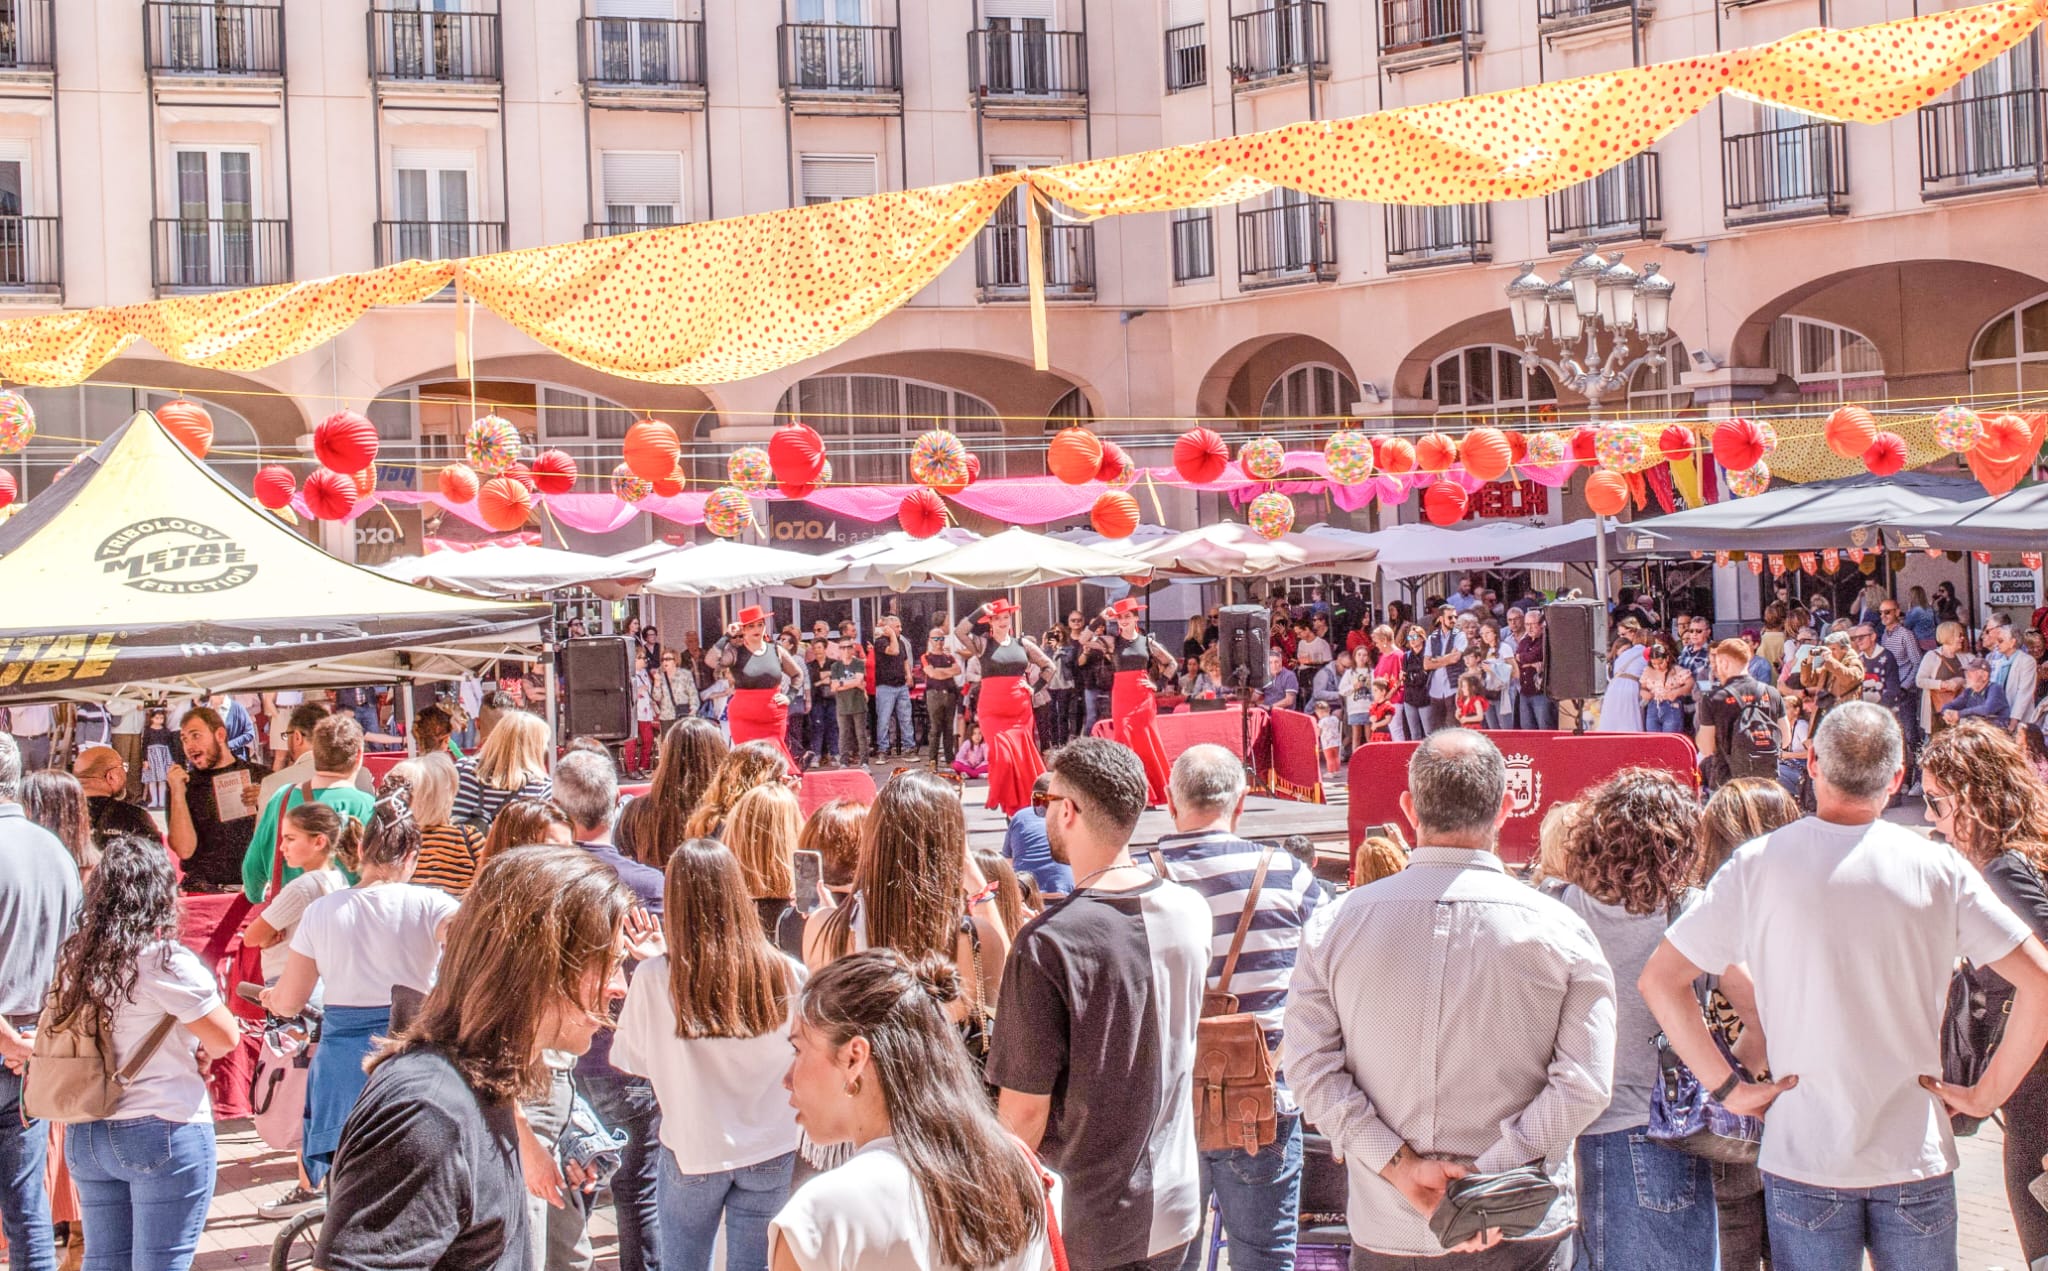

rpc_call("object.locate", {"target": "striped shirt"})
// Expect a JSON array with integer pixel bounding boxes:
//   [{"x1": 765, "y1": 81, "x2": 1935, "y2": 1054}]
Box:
[
  {"x1": 451, "y1": 759, "x2": 552, "y2": 829},
  {"x1": 1144, "y1": 827, "x2": 1324, "y2": 1115},
  {"x1": 412, "y1": 823, "x2": 485, "y2": 897}
]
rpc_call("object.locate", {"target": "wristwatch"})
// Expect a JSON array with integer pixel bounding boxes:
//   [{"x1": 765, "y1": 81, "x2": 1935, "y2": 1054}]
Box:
[{"x1": 1710, "y1": 1071, "x2": 1741, "y2": 1102}]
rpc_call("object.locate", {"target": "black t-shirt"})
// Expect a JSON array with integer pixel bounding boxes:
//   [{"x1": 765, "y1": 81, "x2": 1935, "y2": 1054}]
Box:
[
  {"x1": 317, "y1": 1046, "x2": 528, "y2": 1271},
  {"x1": 873, "y1": 633, "x2": 908, "y2": 687},
  {"x1": 88, "y1": 795, "x2": 160, "y2": 848},
  {"x1": 922, "y1": 653, "x2": 960, "y2": 694},
  {"x1": 180, "y1": 758, "x2": 270, "y2": 887},
  {"x1": 1700, "y1": 675, "x2": 1784, "y2": 781}
]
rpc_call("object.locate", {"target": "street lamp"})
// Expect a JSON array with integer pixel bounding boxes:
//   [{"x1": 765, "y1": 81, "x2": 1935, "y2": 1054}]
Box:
[{"x1": 1503, "y1": 252, "x2": 1675, "y2": 420}]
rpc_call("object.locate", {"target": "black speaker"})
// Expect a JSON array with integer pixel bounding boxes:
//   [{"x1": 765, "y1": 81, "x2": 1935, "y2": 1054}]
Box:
[
  {"x1": 1543, "y1": 600, "x2": 1608, "y2": 701},
  {"x1": 560, "y1": 637, "x2": 634, "y2": 740},
  {"x1": 1217, "y1": 604, "x2": 1271, "y2": 693}
]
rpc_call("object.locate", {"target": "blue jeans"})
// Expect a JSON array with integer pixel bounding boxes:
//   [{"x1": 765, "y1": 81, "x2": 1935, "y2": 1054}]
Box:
[
  {"x1": 1516, "y1": 693, "x2": 1556, "y2": 730},
  {"x1": 0, "y1": 1066, "x2": 54, "y2": 1271},
  {"x1": 580, "y1": 1069, "x2": 663, "y2": 1271},
  {"x1": 1642, "y1": 700, "x2": 1685, "y2": 733},
  {"x1": 875, "y1": 684, "x2": 912, "y2": 753},
  {"x1": 1179, "y1": 1113, "x2": 1302, "y2": 1271},
  {"x1": 657, "y1": 1147, "x2": 794, "y2": 1271},
  {"x1": 1572, "y1": 1127, "x2": 1717, "y2": 1270},
  {"x1": 66, "y1": 1116, "x2": 217, "y2": 1271},
  {"x1": 1084, "y1": 688, "x2": 1112, "y2": 737},
  {"x1": 807, "y1": 702, "x2": 837, "y2": 762},
  {"x1": 1763, "y1": 1171, "x2": 1957, "y2": 1271}
]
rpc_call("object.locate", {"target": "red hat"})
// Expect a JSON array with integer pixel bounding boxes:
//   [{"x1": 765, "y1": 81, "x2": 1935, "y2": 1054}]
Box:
[
  {"x1": 736, "y1": 605, "x2": 768, "y2": 626},
  {"x1": 1108, "y1": 598, "x2": 1146, "y2": 617},
  {"x1": 984, "y1": 599, "x2": 1020, "y2": 619}
]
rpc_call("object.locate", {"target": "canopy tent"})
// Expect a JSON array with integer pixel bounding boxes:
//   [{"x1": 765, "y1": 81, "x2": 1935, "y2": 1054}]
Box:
[
  {"x1": 616, "y1": 538, "x2": 839, "y2": 598},
  {"x1": 884, "y1": 527, "x2": 1155, "y2": 591},
  {"x1": 0, "y1": 412, "x2": 546, "y2": 703},
  {"x1": 782, "y1": 529, "x2": 983, "y2": 594},
  {"x1": 1122, "y1": 522, "x2": 1380, "y2": 581},
  {"x1": 1618, "y1": 472, "x2": 1985, "y2": 554},
  {"x1": 1881, "y1": 483, "x2": 2048, "y2": 552},
  {"x1": 375, "y1": 544, "x2": 655, "y2": 599},
  {"x1": 1318, "y1": 520, "x2": 1618, "y2": 581}
]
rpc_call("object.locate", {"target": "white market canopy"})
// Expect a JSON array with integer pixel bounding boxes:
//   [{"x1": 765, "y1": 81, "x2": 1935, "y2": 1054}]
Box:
[
  {"x1": 884, "y1": 526, "x2": 1155, "y2": 591},
  {"x1": 615, "y1": 537, "x2": 840, "y2": 597},
  {"x1": 787, "y1": 528, "x2": 983, "y2": 593},
  {"x1": 1125, "y1": 522, "x2": 1380, "y2": 581},
  {"x1": 376, "y1": 544, "x2": 655, "y2": 599},
  {"x1": 1335, "y1": 519, "x2": 1618, "y2": 581}
]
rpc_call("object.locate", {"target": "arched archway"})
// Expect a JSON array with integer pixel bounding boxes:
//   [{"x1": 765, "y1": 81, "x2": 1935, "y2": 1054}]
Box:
[
  {"x1": 1193, "y1": 334, "x2": 1359, "y2": 423},
  {"x1": 1969, "y1": 291, "x2": 2048, "y2": 400}
]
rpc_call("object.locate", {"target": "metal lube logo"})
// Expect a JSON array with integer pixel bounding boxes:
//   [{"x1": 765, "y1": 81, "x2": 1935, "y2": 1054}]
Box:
[{"x1": 97, "y1": 518, "x2": 257, "y2": 594}]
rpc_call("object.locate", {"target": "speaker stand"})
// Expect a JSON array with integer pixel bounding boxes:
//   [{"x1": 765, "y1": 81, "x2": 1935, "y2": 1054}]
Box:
[{"x1": 1232, "y1": 670, "x2": 1257, "y2": 786}]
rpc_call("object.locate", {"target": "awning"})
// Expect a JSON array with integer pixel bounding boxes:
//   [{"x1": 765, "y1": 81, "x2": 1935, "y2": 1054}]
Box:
[
  {"x1": 788, "y1": 528, "x2": 983, "y2": 593},
  {"x1": 1881, "y1": 483, "x2": 2048, "y2": 552},
  {"x1": 1618, "y1": 472, "x2": 1985, "y2": 554},
  {"x1": 1311, "y1": 520, "x2": 1616, "y2": 581},
  {"x1": 884, "y1": 526, "x2": 1154, "y2": 591},
  {"x1": 616, "y1": 538, "x2": 838, "y2": 597},
  {"x1": 1123, "y1": 522, "x2": 1380, "y2": 581},
  {"x1": 376, "y1": 544, "x2": 655, "y2": 599}
]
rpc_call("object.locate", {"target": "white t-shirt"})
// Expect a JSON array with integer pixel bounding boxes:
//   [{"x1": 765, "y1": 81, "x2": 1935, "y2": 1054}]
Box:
[
  {"x1": 1667, "y1": 816, "x2": 2030, "y2": 1187},
  {"x1": 107, "y1": 941, "x2": 223, "y2": 1124},
  {"x1": 772, "y1": 1137, "x2": 1059, "y2": 1271},
  {"x1": 611, "y1": 952, "x2": 805, "y2": 1173},
  {"x1": 260, "y1": 868, "x2": 347, "y2": 981},
  {"x1": 1316, "y1": 714, "x2": 1341, "y2": 749},
  {"x1": 289, "y1": 883, "x2": 459, "y2": 1008}
]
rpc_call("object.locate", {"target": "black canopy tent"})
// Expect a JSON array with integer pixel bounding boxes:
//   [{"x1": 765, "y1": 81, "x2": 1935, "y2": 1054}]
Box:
[{"x1": 1613, "y1": 472, "x2": 1986, "y2": 556}]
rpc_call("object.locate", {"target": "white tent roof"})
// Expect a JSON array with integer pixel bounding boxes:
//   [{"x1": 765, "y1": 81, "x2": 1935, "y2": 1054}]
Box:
[
  {"x1": 376, "y1": 545, "x2": 655, "y2": 599},
  {"x1": 1124, "y1": 522, "x2": 1380, "y2": 581},
  {"x1": 1325, "y1": 519, "x2": 1615, "y2": 581},
  {"x1": 792, "y1": 528, "x2": 983, "y2": 593},
  {"x1": 614, "y1": 538, "x2": 840, "y2": 597},
  {"x1": 884, "y1": 526, "x2": 1154, "y2": 591}
]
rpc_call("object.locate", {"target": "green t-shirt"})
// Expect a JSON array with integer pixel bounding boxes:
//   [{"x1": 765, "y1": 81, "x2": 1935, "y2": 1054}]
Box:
[
  {"x1": 241, "y1": 783, "x2": 376, "y2": 901},
  {"x1": 830, "y1": 657, "x2": 868, "y2": 707}
]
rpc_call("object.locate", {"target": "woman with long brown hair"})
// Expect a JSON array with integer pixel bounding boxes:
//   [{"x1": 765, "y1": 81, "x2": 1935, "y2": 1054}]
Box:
[
  {"x1": 727, "y1": 783, "x2": 807, "y2": 957},
  {"x1": 613, "y1": 838, "x2": 804, "y2": 1271},
  {"x1": 1920, "y1": 720, "x2": 2048, "y2": 1264},
  {"x1": 771, "y1": 949, "x2": 1054, "y2": 1271},
  {"x1": 685, "y1": 740, "x2": 792, "y2": 841},
  {"x1": 24, "y1": 768, "x2": 97, "y2": 878},
  {"x1": 619, "y1": 716, "x2": 729, "y2": 868},
  {"x1": 800, "y1": 799, "x2": 869, "y2": 966},
  {"x1": 478, "y1": 795, "x2": 575, "y2": 863}
]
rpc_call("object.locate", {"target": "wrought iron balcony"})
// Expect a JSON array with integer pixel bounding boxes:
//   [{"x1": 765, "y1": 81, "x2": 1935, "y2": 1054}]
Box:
[
  {"x1": 1385, "y1": 204, "x2": 1491, "y2": 271},
  {"x1": 0, "y1": 0, "x2": 54, "y2": 73},
  {"x1": 1171, "y1": 211, "x2": 1214, "y2": 283},
  {"x1": 1228, "y1": 3, "x2": 1327, "y2": 87},
  {"x1": 1164, "y1": 23, "x2": 1207, "y2": 92},
  {"x1": 1547, "y1": 152, "x2": 1662, "y2": 248},
  {"x1": 145, "y1": 2, "x2": 283, "y2": 80},
  {"x1": 1238, "y1": 200, "x2": 1336, "y2": 288},
  {"x1": 1721, "y1": 123, "x2": 1850, "y2": 224},
  {"x1": 975, "y1": 223, "x2": 1095, "y2": 302},
  {"x1": 971, "y1": 26, "x2": 1086, "y2": 113},
  {"x1": 375, "y1": 218, "x2": 506, "y2": 266},
  {"x1": 585, "y1": 220, "x2": 679, "y2": 239},
  {"x1": 151, "y1": 217, "x2": 291, "y2": 292},
  {"x1": 1380, "y1": 0, "x2": 1479, "y2": 57},
  {"x1": 0, "y1": 214, "x2": 59, "y2": 295},
  {"x1": 577, "y1": 16, "x2": 705, "y2": 96},
  {"x1": 1919, "y1": 87, "x2": 2046, "y2": 198},
  {"x1": 778, "y1": 23, "x2": 901, "y2": 103},
  {"x1": 1537, "y1": 0, "x2": 1643, "y2": 35},
  {"x1": 369, "y1": 8, "x2": 501, "y2": 87}
]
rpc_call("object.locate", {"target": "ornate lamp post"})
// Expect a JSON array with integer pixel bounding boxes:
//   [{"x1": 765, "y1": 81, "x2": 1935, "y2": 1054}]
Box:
[{"x1": 1505, "y1": 251, "x2": 1676, "y2": 422}]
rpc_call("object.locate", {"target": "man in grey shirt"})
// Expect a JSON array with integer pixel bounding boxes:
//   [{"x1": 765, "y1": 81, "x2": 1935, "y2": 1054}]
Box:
[
  {"x1": 0, "y1": 732, "x2": 83, "y2": 1271},
  {"x1": 1284, "y1": 730, "x2": 1616, "y2": 1269}
]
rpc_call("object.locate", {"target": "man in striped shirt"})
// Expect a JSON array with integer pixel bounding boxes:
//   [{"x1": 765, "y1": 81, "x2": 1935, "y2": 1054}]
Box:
[{"x1": 1148, "y1": 743, "x2": 1325, "y2": 1271}]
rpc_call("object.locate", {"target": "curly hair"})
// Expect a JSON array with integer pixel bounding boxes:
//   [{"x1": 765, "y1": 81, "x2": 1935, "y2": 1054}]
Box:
[
  {"x1": 1919, "y1": 719, "x2": 2048, "y2": 870},
  {"x1": 1562, "y1": 767, "x2": 1701, "y2": 915},
  {"x1": 46, "y1": 835, "x2": 181, "y2": 1034},
  {"x1": 684, "y1": 740, "x2": 790, "y2": 840}
]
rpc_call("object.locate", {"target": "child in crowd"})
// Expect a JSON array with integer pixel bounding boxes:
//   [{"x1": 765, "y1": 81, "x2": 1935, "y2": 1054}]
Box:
[
  {"x1": 141, "y1": 705, "x2": 176, "y2": 809},
  {"x1": 828, "y1": 638, "x2": 870, "y2": 766},
  {"x1": 952, "y1": 721, "x2": 989, "y2": 779},
  {"x1": 1367, "y1": 678, "x2": 1396, "y2": 743},
  {"x1": 242, "y1": 801, "x2": 355, "y2": 989},
  {"x1": 1455, "y1": 673, "x2": 1489, "y2": 729},
  {"x1": 1314, "y1": 700, "x2": 1343, "y2": 776}
]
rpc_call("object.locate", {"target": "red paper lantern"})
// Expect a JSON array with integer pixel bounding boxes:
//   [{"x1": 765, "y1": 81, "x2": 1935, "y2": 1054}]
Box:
[
  {"x1": 1505, "y1": 430, "x2": 1529, "y2": 465},
  {"x1": 531, "y1": 449, "x2": 579, "y2": 495},
  {"x1": 438, "y1": 463, "x2": 480, "y2": 502},
  {"x1": 252, "y1": 465, "x2": 296, "y2": 510},
  {"x1": 1095, "y1": 440, "x2": 1130, "y2": 485},
  {"x1": 1657, "y1": 425, "x2": 1694, "y2": 466},
  {"x1": 1584, "y1": 471, "x2": 1630, "y2": 517},
  {"x1": 964, "y1": 452, "x2": 981, "y2": 484},
  {"x1": 652, "y1": 473, "x2": 685, "y2": 498},
  {"x1": 1569, "y1": 426, "x2": 1599, "y2": 466},
  {"x1": 1378, "y1": 437, "x2": 1416, "y2": 475},
  {"x1": 0, "y1": 469, "x2": 17, "y2": 511},
  {"x1": 897, "y1": 488, "x2": 947, "y2": 538},
  {"x1": 478, "y1": 476, "x2": 533, "y2": 531},
  {"x1": 302, "y1": 468, "x2": 357, "y2": 520},
  {"x1": 1978, "y1": 413, "x2": 2035, "y2": 465},
  {"x1": 1173, "y1": 427, "x2": 1230, "y2": 485},
  {"x1": 931, "y1": 451, "x2": 976, "y2": 497},
  {"x1": 1824, "y1": 406, "x2": 1879, "y2": 459},
  {"x1": 623, "y1": 418, "x2": 682, "y2": 481},
  {"x1": 767, "y1": 423, "x2": 826, "y2": 485},
  {"x1": 1415, "y1": 432, "x2": 1460, "y2": 476},
  {"x1": 314, "y1": 410, "x2": 379, "y2": 474},
  {"x1": 1049, "y1": 428, "x2": 1105, "y2": 485},
  {"x1": 1091, "y1": 490, "x2": 1140, "y2": 539},
  {"x1": 351, "y1": 468, "x2": 377, "y2": 501},
  {"x1": 1863, "y1": 431, "x2": 1908, "y2": 477},
  {"x1": 156, "y1": 399, "x2": 213, "y2": 458},
  {"x1": 1460, "y1": 428, "x2": 1511, "y2": 482},
  {"x1": 1712, "y1": 419, "x2": 1767, "y2": 472},
  {"x1": 1422, "y1": 480, "x2": 1468, "y2": 526}
]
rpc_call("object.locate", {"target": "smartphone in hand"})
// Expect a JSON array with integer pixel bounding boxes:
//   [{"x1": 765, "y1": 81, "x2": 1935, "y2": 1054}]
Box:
[{"x1": 793, "y1": 850, "x2": 826, "y2": 914}]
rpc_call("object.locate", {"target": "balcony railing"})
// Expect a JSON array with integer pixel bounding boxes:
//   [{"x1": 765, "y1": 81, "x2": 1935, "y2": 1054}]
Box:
[
  {"x1": 145, "y1": 2, "x2": 283, "y2": 79},
  {"x1": 376, "y1": 219, "x2": 507, "y2": 266},
  {"x1": 1238, "y1": 200, "x2": 1336, "y2": 288},
  {"x1": 971, "y1": 27, "x2": 1086, "y2": 103},
  {"x1": 150, "y1": 217, "x2": 290, "y2": 291},
  {"x1": 369, "y1": 8, "x2": 501, "y2": 86},
  {"x1": 585, "y1": 220, "x2": 679, "y2": 239},
  {"x1": 1547, "y1": 152, "x2": 1662, "y2": 247},
  {"x1": 778, "y1": 23, "x2": 901, "y2": 97},
  {"x1": 1171, "y1": 211, "x2": 1214, "y2": 283},
  {"x1": 1537, "y1": 0, "x2": 1638, "y2": 28},
  {"x1": 975, "y1": 224, "x2": 1095, "y2": 302},
  {"x1": 1919, "y1": 87, "x2": 2047, "y2": 197},
  {"x1": 578, "y1": 16, "x2": 705, "y2": 92},
  {"x1": 1165, "y1": 23, "x2": 1207, "y2": 92},
  {"x1": 1721, "y1": 122, "x2": 1850, "y2": 224},
  {"x1": 1385, "y1": 204, "x2": 1491, "y2": 271},
  {"x1": 0, "y1": 0, "x2": 53, "y2": 72},
  {"x1": 1229, "y1": 3, "x2": 1327, "y2": 86},
  {"x1": 1381, "y1": 0, "x2": 1478, "y2": 55},
  {"x1": 0, "y1": 215, "x2": 59, "y2": 293}
]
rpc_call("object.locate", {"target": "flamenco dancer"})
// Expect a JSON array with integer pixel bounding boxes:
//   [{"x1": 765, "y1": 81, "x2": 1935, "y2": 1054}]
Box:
[
  {"x1": 1104, "y1": 597, "x2": 1178, "y2": 805},
  {"x1": 954, "y1": 599, "x2": 1054, "y2": 815},
  {"x1": 708, "y1": 605, "x2": 804, "y2": 767}
]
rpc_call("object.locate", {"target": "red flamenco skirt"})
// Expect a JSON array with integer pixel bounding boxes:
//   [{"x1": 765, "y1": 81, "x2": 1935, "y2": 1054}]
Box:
[
  {"x1": 728, "y1": 687, "x2": 796, "y2": 768},
  {"x1": 1112, "y1": 669, "x2": 1171, "y2": 806},
  {"x1": 979, "y1": 674, "x2": 1044, "y2": 815}
]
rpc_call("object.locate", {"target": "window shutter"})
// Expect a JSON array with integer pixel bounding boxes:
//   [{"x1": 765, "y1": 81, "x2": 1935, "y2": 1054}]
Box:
[
  {"x1": 595, "y1": 0, "x2": 675, "y2": 15},
  {"x1": 987, "y1": 0, "x2": 1056, "y2": 18},
  {"x1": 1167, "y1": 0, "x2": 1205, "y2": 27},
  {"x1": 601, "y1": 152, "x2": 684, "y2": 209},
  {"x1": 800, "y1": 155, "x2": 878, "y2": 203}
]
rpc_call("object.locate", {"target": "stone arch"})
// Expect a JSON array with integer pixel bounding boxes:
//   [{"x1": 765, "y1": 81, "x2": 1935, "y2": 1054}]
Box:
[{"x1": 1192, "y1": 334, "x2": 1359, "y2": 424}]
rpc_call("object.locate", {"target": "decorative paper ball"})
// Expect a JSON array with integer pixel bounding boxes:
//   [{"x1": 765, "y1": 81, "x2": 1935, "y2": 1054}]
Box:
[
  {"x1": 1173, "y1": 427, "x2": 1230, "y2": 485},
  {"x1": 728, "y1": 446, "x2": 774, "y2": 494},
  {"x1": 478, "y1": 476, "x2": 533, "y2": 531},
  {"x1": 962, "y1": 453, "x2": 979, "y2": 485},
  {"x1": 1931, "y1": 405, "x2": 1984, "y2": 453},
  {"x1": 1324, "y1": 431, "x2": 1376, "y2": 484},
  {"x1": 652, "y1": 473, "x2": 686, "y2": 499},
  {"x1": 780, "y1": 457, "x2": 831, "y2": 500},
  {"x1": 1461, "y1": 427, "x2": 1512, "y2": 483},
  {"x1": 1978, "y1": 413, "x2": 2035, "y2": 465},
  {"x1": 704, "y1": 486, "x2": 754, "y2": 538},
  {"x1": 1526, "y1": 430, "x2": 1569, "y2": 466},
  {"x1": 1097, "y1": 440, "x2": 1132, "y2": 486},
  {"x1": 502, "y1": 464, "x2": 538, "y2": 493},
  {"x1": 253, "y1": 465, "x2": 296, "y2": 511},
  {"x1": 1657, "y1": 425, "x2": 1694, "y2": 466},
  {"x1": 531, "y1": 449, "x2": 579, "y2": 496},
  {"x1": 156, "y1": 399, "x2": 213, "y2": 458},
  {"x1": 1584, "y1": 471, "x2": 1630, "y2": 517},
  {"x1": 1754, "y1": 419, "x2": 1780, "y2": 456},
  {"x1": 0, "y1": 469, "x2": 15, "y2": 511},
  {"x1": 767, "y1": 423, "x2": 826, "y2": 485},
  {"x1": 1569, "y1": 426, "x2": 1600, "y2": 466},
  {"x1": 1824, "y1": 406, "x2": 1879, "y2": 459},
  {"x1": 910, "y1": 430, "x2": 970, "y2": 488},
  {"x1": 465, "y1": 415, "x2": 521, "y2": 474},
  {"x1": 1422, "y1": 480, "x2": 1468, "y2": 526},
  {"x1": 302, "y1": 469, "x2": 357, "y2": 520},
  {"x1": 1505, "y1": 430, "x2": 1529, "y2": 464},
  {"x1": 611, "y1": 463, "x2": 653, "y2": 503},
  {"x1": 1377, "y1": 436, "x2": 1417, "y2": 475},
  {"x1": 350, "y1": 468, "x2": 377, "y2": 502},
  {"x1": 1863, "y1": 431, "x2": 1909, "y2": 477},
  {"x1": 0, "y1": 391, "x2": 34, "y2": 454},
  {"x1": 1048, "y1": 428, "x2": 1104, "y2": 485},
  {"x1": 438, "y1": 463, "x2": 480, "y2": 503},
  {"x1": 1248, "y1": 491, "x2": 1295, "y2": 540},
  {"x1": 897, "y1": 488, "x2": 947, "y2": 539},
  {"x1": 314, "y1": 409, "x2": 378, "y2": 474},
  {"x1": 1728, "y1": 462, "x2": 1773, "y2": 498},
  {"x1": 1712, "y1": 419, "x2": 1768, "y2": 472},
  {"x1": 1091, "y1": 491, "x2": 1140, "y2": 539},
  {"x1": 1415, "y1": 432, "x2": 1460, "y2": 475},
  {"x1": 1239, "y1": 436, "x2": 1286, "y2": 481},
  {"x1": 1595, "y1": 426, "x2": 1653, "y2": 475},
  {"x1": 623, "y1": 418, "x2": 682, "y2": 481}
]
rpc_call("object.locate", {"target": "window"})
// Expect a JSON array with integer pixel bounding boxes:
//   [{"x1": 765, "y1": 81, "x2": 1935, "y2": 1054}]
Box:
[
  {"x1": 392, "y1": 148, "x2": 477, "y2": 259},
  {"x1": 800, "y1": 154, "x2": 878, "y2": 206},
  {"x1": 1171, "y1": 208, "x2": 1213, "y2": 282},
  {"x1": 1970, "y1": 294, "x2": 2048, "y2": 401},
  {"x1": 1763, "y1": 316, "x2": 1885, "y2": 406},
  {"x1": 774, "y1": 375, "x2": 1008, "y2": 483},
  {"x1": 170, "y1": 146, "x2": 257, "y2": 286},
  {"x1": 1261, "y1": 363, "x2": 1357, "y2": 424},
  {"x1": 1047, "y1": 387, "x2": 1092, "y2": 427},
  {"x1": 592, "y1": 0, "x2": 680, "y2": 84},
  {"x1": 601, "y1": 151, "x2": 684, "y2": 229},
  {"x1": 1627, "y1": 340, "x2": 1691, "y2": 415},
  {"x1": 384, "y1": 0, "x2": 480, "y2": 82},
  {"x1": 1426, "y1": 345, "x2": 1560, "y2": 423}
]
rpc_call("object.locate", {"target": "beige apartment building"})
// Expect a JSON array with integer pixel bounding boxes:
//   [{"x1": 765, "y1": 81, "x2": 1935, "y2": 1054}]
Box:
[{"x1": 0, "y1": 0, "x2": 2041, "y2": 558}]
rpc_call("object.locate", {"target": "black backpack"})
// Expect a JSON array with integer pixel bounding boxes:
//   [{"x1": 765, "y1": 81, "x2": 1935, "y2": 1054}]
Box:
[{"x1": 1717, "y1": 678, "x2": 1781, "y2": 780}]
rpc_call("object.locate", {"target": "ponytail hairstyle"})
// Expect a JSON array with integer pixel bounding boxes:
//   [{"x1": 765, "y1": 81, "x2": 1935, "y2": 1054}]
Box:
[
  {"x1": 356, "y1": 773, "x2": 422, "y2": 872},
  {"x1": 285, "y1": 799, "x2": 357, "y2": 870}
]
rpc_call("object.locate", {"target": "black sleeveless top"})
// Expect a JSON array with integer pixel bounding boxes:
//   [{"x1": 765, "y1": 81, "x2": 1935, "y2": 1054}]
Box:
[
  {"x1": 1114, "y1": 633, "x2": 1156, "y2": 673},
  {"x1": 728, "y1": 641, "x2": 785, "y2": 690},
  {"x1": 984, "y1": 637, "x2": 1030, "y2": 678}
]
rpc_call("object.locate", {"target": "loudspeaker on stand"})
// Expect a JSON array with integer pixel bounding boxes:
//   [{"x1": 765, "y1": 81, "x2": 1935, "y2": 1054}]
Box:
[
  {"x1": 1542, "y1": 600, "x2": 1609, "y2": 703},
  {"x1": 559, "y1": 636, "x2": 635, "y2": 741},
  {"x1": 1218, "y1": 605, "x2": 1272, "y2": 693}
]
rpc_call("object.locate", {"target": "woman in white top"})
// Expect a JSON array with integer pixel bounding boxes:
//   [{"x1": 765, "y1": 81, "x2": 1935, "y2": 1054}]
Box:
[
  {"x1": 1595, "y1": 618, "x2": 1649, "y2": 732},
  {"x1": 772, "y1": 948, "x2": 1055, "y2": 1271},
  {"x1": 613, "y1": 837, "x2": 805, "y2": 1271},
  {"x1": 53, "y1": 835, "x2": 239, "y2": 1271}
]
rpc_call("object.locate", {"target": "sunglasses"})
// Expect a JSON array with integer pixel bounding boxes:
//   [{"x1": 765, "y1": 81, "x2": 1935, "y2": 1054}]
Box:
[{"x1": 1030, "y1": 790, "x2": 1073, "y2": 814}]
